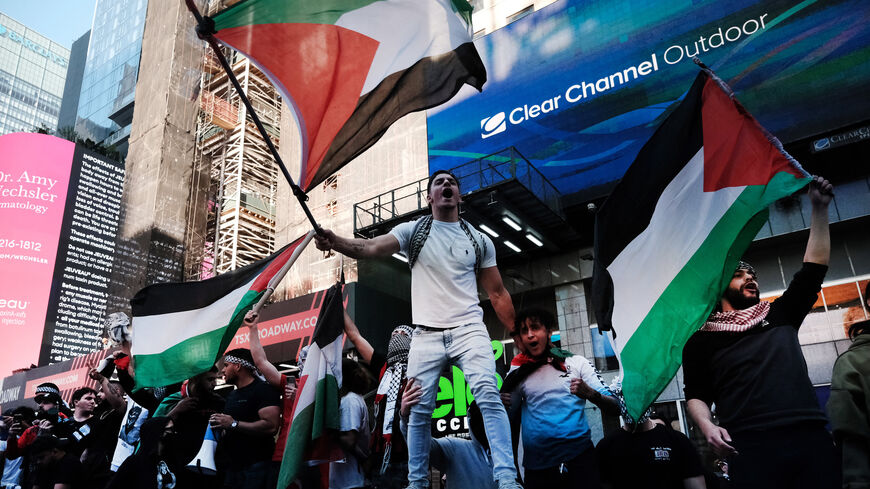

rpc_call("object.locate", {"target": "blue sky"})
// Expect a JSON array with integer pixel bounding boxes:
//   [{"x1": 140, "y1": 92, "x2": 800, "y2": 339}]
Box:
[{"x1": 0, "y1": 0, "x2": 97, "y2": 48}]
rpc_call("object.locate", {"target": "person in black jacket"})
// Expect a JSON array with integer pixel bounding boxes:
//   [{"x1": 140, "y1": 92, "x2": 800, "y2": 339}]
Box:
[
  {"x1": 682, "y1": 176, "x2": 839, "y2": 488},
  {"x1": 105, "y1": 416, "x2": 182, "y2": 489}
]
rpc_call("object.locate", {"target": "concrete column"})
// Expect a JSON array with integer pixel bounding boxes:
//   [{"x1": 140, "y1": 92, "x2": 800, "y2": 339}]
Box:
[
  {"x1": 555, "y1": 282, "x2": 593, "y2": 359},
  {"x1": 107, "y1": 0, "x2": 206, "y2": 312},
  {"x1": 554, "y1": 281, "x2": 615, "y2": 442}
]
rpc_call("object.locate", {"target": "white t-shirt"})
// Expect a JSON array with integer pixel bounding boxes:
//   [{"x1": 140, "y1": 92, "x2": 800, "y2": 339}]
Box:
[
  {"x1": 329, "y1": 392, "x2": 370, "y2": 489},
  {"x1": 390, "y1": 218, "x2": 496, "y2": 328},
  {"x1": 0, "y1": 440, "x2": 23, "y2": 487},
  {"x1": 514, "y1": 355, "x2": 611, "y2": 469},
  {"x1": 111, "y1": 398, "x2": 149, "y2": 471}
]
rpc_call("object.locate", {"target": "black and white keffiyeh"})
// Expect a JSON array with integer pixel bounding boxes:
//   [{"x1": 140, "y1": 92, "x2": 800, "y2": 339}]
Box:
[
  {"x1": 372, "y1": 324, "x2": 413, "y2": 474},
  {"x1": 223, "y1": 355, "x2": 256, "y2": 371}
]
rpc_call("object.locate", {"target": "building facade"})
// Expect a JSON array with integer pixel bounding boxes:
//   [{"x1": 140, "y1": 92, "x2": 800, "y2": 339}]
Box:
[
  {"x1": 0, "y1": 12, "x2": 69, "y2": 135},
  {"x1": 269, "y1": 0, "x2": 870, "y2": 466},
  {"x1": 74, "y1": 0, "x2": 148, "y2": 156},
  {"x1": 57, "y1": 30, "x2": 90, "y2": 132}
]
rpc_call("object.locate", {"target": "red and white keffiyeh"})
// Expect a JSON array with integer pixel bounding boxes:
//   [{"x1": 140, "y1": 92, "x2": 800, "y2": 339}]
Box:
[{"x1": 701, "y1": 300, "x2": 771, "y2": 332}]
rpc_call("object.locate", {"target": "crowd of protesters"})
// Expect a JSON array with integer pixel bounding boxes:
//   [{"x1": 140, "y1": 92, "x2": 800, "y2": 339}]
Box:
[{"x1": 1, "y1": 173, "x2": 866, "y2": 489}]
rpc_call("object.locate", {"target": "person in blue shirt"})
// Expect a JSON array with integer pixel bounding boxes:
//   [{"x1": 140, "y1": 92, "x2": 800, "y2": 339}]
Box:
[{"x1": 503, "y1": 308, "x2": 620, "y2": 489}]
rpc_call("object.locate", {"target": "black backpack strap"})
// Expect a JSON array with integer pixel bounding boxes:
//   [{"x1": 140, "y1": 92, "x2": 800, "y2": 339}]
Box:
[{"x1": 407, "y1": 215, "x2": 432, "y2": 269}]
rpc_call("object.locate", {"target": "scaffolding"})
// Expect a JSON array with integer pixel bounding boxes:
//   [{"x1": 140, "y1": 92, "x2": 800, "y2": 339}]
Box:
[{"x1": 186, "y1": 47, "x2": 281, "y2": 280}]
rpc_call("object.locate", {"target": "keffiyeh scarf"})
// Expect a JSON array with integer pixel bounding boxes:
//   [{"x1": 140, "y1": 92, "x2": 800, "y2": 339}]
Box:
[
  {"x1": 372, "y1": 325, "x2": 413, "y2": 474},
  {"x1": 701, "y1": 301, "x2": 771, "y2": 332},
  {"x1": 502, "y1": 347, "x2": 574, "y2": 393}
]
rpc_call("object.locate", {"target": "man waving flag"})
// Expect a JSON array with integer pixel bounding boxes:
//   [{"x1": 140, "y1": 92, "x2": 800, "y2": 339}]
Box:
[
  {"x1": 591, "y1": 68, "x2": 811, "y2": 421},
  {"x1": 211, "y1": 0, "x2": 486, "y2": 191}
]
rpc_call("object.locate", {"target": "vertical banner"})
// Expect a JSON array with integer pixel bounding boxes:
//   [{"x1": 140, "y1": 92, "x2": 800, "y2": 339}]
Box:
[
  {"x1": 39, "y1": 146, "x2": 125, "y2": 364},
  {"x1": 0, "y1": 133, "x2": 75, "y2": 377}
]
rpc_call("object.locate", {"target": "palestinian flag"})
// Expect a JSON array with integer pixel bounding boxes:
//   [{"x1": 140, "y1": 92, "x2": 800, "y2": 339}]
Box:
[
  {"x1": 590, "y1": 70, "x2": 810, "y2": 421},
  {"x1": 279, "y1": 282, "x2": 345, "y2": 489},
  {"x1": 211, "y1": 0, "x2": 486, "y2": 191},
  {"x1": 130, "y1": 232, "x2": 313, "y2": 388}
]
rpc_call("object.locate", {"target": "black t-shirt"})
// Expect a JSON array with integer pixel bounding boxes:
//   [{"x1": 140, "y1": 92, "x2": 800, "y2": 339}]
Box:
[
  {"x1": 682, "y1": 262, "x2": 828, "y2": 433},
  {"x1": 219, "y1": 379, "x2": 281, "y2": 469},
  {"x1": 597, "y1": 424, "x2": 704, "y2": 489},
  {"x1": 65, "y1": 403, "x2": 122, "y2": 456},
  {"x1": 36, "y1": 453, "x2": 83, "y2": 489}
]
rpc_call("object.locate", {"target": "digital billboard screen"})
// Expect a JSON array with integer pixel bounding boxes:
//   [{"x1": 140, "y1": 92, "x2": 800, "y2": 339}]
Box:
[
  {"x1": 426, "y1": 0, "x2": 870, "y2": 200},
  {"x1": 0, "y1": 133, "x2": 125, "y2": 375}
]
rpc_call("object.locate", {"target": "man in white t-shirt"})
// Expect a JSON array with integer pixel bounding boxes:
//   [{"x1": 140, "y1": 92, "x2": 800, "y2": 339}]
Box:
[{"x1": 315, "y1": 170, "x2": 520, "y2": 489}]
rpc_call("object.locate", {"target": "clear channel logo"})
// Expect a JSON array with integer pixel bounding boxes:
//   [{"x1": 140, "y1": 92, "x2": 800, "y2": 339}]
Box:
[
  {"x1": 813, "y1": 138, "x2": 830, "y2": 152},
  {"x1": 480, "y1": 112, "x2": 507, "y2": 139}
]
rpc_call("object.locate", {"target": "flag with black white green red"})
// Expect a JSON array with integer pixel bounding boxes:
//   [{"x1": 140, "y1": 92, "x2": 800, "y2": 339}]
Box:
[
  {"x1": 278, "y1": 282, "x2": 345, "y2": 489},
  {"x1": 211, "y1": 0, "x2": 486, "y2": 192},
  {"x1": 130, "y1": 232, "x2": 314, "y2": 389},
  {"x1": 590, "y1": 69, "x2": 810, "y2": 421}
]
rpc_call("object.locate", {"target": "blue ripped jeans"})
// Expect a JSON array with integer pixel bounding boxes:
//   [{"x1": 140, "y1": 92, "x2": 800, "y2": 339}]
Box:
[{"x1": 405, "y1": 323, "x2": 516, "y2": 488}]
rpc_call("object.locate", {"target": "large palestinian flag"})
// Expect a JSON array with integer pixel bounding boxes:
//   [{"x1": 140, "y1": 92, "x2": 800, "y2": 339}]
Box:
[
  {"x1": 279, "y1": 282, "x2": 345, "y2": 489},
  {"x1": 130, "y1": 232, "x2": 313, "y2": 388},
  {"x1": 211, "y1": 0, "x2": 486, "y2": 191},
  {"x1": 590, "y1": 70, "x2": 810, "y2": 421}
]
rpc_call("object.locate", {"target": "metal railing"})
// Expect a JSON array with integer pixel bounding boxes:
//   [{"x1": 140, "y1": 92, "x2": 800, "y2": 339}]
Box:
[
  {"x1": 451, "y1": 147, "x2": 562, "y2": 215},
  {"x1": 353, "y1": 177, "x2": 429, "y2": 231},
  {"x1": 353, "y1": 147, "x2": 563, "y2": 233}
]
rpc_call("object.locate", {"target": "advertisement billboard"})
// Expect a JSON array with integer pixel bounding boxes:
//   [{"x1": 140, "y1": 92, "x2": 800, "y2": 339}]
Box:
[
  {"x1": 40, "y1": 145, "x2": 125, "y2": 365},
  {"x1": 0, "y1": 134, "x2": 76, "y2": 377},
  {"x1": 0, "y1": 286, "x2": 356, "y2": 411},
  {"x1": 427, "y1": 0, "x2": 870, "y2": 200},
  {"x1": 0, "y1": 133, "x2": 125, "y2": 376},
  {"x1": 227, "y1": 284, "x2": 356, "y2": 363}
]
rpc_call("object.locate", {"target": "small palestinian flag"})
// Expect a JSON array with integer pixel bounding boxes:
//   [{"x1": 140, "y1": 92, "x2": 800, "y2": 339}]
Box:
[
  {"x1": 591, "y1": 69, "x2": 810, "y2": 421},
  {"x1": 130, "y1": 232, "x2": 313, "y2": 388},
  {"x1": 212, "y1": 0, "x2": 486, "y2": 192},
  {"x1": 279, "y1": 282, "x2": 345, "y2": 488}
]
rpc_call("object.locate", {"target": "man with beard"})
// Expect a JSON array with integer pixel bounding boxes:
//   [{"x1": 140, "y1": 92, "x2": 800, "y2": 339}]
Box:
[
  {"x1": 315, "y1": 170, "x2": 520, "y2": 489},
  {"x1": 210, "y1": 349, "x2": 280, "y2": 489},
  {"x1": 682, "y1": 176, "x2": 839, "y2": 488}
]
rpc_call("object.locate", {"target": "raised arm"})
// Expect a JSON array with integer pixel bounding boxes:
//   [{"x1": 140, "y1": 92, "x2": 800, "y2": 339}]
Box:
[
  {"x1": 314, "y1": 229, "x2": 400, "y2": 259},
  {"x1": 803, "y1": 176, "x2": 832, "y2": 266},
  {"x1": 89, "y1": 368, "x2": 124, "y2": 411},
  {"x1": 479, "y1": 266, "x2": 515, "y2": 333},
  {"x1": 244, "y1": 311, "x2": 282, "y2": 389},
  {"x1": 343, "y1": 311, "x2": 374, "y2": 364}
]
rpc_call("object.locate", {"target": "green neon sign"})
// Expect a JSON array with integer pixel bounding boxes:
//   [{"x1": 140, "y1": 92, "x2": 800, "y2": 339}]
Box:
[{"x1": 432, "y1": 340, "x2": 505, "y2": 419}]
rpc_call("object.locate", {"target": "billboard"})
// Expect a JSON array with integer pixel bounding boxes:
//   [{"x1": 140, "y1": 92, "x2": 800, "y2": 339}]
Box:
[
  {"x1": 0, "y1": 133, "x2": 125, "y2": 376},
  {"x1": 227, "y1": 284, "x2": 356, "y2": 363},
  {"x1": 0, "y1": 286, "x2": 356, "y2": 411},
  {"x1": 427, "y1": 0, "x2": 870, "y2": 199}
]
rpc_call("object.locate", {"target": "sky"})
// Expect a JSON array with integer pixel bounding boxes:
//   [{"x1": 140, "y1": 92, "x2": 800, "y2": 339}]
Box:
[{"x1": 0, "y1": 0, "x2": 97, "y2": 48}]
